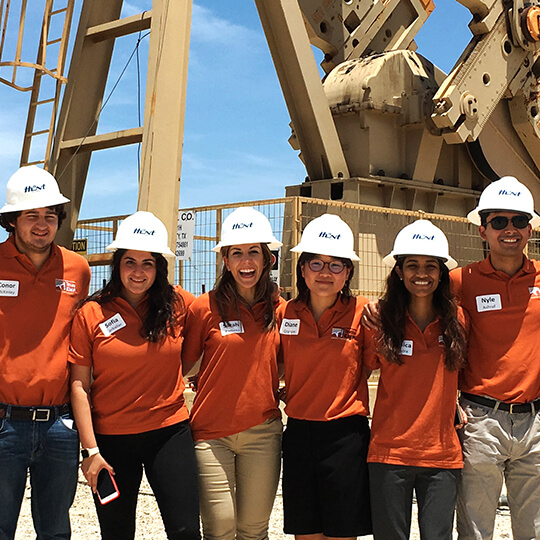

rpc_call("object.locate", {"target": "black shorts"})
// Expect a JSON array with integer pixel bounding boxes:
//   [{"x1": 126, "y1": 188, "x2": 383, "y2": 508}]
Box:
[{"x1": 282, "y1": 415, "x2": 372, "y2": 537}]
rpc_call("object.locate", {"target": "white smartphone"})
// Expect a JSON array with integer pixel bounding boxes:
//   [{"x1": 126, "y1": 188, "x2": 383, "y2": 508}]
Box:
[{"x1": 96, "y1": 469, "x2": 120, "y2": 505}]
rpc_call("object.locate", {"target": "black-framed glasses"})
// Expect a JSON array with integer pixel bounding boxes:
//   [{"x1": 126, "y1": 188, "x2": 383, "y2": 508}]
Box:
[
  {"x1": 486, "y1": 215, "x2": 530, "y2": 230},
  {"x1": 308, "y1": 259, "x2": 345, "y2": 274}
]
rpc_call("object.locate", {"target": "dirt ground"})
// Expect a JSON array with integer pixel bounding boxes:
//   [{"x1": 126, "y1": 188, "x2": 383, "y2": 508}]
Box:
[{"x1": 14, "y1": 470, "x2": 513, "y2": 539}]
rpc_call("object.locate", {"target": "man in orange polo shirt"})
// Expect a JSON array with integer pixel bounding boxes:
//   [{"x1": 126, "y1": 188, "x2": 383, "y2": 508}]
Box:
[
  {"x1": 453, "y1": 176, "x2": 540, "y2": 540},
  {"x1": 0, "y1": 166, "x2": 90, "y2": 539}
]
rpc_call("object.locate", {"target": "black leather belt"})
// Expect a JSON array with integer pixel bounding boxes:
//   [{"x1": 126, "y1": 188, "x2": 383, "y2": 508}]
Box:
[
  {"x1": 0, "y1": 403, "x2": 71, "y2": 422},
  {"x1": 461, "y1": 392, "x2": 540, "y2": 414}
]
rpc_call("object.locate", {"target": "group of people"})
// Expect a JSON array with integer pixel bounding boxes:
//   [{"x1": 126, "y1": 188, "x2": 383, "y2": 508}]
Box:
[{"x1": 0, "y1": 164, "x2": 539, "y2": 540}]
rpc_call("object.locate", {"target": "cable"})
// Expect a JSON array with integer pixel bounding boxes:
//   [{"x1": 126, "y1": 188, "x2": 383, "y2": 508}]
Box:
[{"x1": 56, "y1": 27, "x2": 150, "y2": 182}]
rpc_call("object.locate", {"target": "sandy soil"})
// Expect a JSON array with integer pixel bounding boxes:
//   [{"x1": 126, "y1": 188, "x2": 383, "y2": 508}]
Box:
[{"x1": 14, "y1": 470, "x2": 513, "y2": 539}]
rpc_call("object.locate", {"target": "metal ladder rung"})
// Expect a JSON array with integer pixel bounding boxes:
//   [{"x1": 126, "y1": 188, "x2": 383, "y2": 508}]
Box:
[
  {"x1": 51, "y1": 8, "x2": 68, "y2": 16},
  {"x1": 35, "y1": 97, "x2": 56, "y2": 105},
  {"x1": 25, "y1": 160, "x2": 46, "y2": 166},
  {"x1": 27, "y1": 129, "x2": 50, "y2": 137},
  {"x1": 47, "y1": 38, "x2": 62, "y2": 46}
]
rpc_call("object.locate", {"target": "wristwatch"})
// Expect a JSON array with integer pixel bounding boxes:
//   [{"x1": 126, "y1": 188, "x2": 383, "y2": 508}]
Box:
[{"x1": 81, "y1": 446, "x2": 100, "y2": 459}]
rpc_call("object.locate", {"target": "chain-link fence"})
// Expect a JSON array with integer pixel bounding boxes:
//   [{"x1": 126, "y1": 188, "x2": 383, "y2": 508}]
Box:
[{"x1": 75, "y1": 196, "x2": 540, "y2": 298}]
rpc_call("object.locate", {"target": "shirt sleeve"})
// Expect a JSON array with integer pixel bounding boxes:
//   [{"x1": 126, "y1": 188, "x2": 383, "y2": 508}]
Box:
[
  {"x1": 181, "y1": 299, "x2": 208, "y2": 367},
  {"x1": 362, "y1": 326, "x2": 381, "y2": 371},
  {"x1": 68, "y1": 306, "x2": 94, "y2": 367}
]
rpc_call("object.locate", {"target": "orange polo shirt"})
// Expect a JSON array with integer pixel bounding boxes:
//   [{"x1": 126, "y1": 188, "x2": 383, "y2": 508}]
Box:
[
  {"x1": 0, "y1": 236, "x2": 90, "y2": 406},
  {"x1": 68, "y1": 287, "x2": 194, "y2": 435},
  {"x1": 365, "y1": 312, "x2": 465, "y2": 469},
  {"x1": 278, "y1": 296, "x2": 370, "y2": 421},
  {"x1": 451, "y1": 256, "x2": 540, "y2": 403},
  {"x1": 182, "y1": 291, "x2": 282, "y2": 441}
]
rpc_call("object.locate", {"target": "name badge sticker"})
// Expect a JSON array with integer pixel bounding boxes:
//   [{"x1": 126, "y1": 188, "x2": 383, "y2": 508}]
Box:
[
  {"x1": 529, "y1": 286, "x2": 540, "y2": 298},
  {"x1": 400, "y1": 340, "x2": 413, "y2": 356},
  {"x1": 0, "y1": 280, "x2": 19, "y2": 297},
  {"x1": 475, "y1": 294, "x2": 502, "y2": 312},
  {"x1": 280, "y1": 319, "x2": 300, "y2": 335},
  {"x1": 99, "y1": 314, "x2": 127, "y2": 337},
  {"x1": 220, "y1": 320, "x2": 244, "y2": 336}
]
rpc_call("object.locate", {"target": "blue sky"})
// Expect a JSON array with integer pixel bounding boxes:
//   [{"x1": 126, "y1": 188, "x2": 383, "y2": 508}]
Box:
[{"x1": 0, "y1": 1, "x2": 472, "y2": 224}]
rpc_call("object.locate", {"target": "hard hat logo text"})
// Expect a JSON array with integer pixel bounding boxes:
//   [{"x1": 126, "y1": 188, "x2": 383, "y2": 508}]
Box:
[
  {"x1": 232, "y1": 222, "x2": 253, "y2": 230},
  {"x1": 24, "y1": 184, "x2": 46, "y2": 193},
  {"x1": 412, "y1": 234, "x2": 435, "y2": 240},
  {"x1": 498, "y1": 189, "x2": 521, "y2": 197},
  {"x1": 319, "y1": 232, "x2": 341, "y2": 240},
  {"x1": 133, "y1": 228, "x2": 155, "y2": 235}
]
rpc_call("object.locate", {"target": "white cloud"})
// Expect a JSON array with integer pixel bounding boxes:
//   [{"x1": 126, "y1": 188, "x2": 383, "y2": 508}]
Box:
[{"x1": 191, "y1": 3, "x2": 263, "y2": 48}]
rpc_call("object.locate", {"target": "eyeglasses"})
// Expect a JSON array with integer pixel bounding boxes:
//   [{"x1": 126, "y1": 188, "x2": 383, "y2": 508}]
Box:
[
  {"x1": 486, "y1": 215, "x2": 530, "y2": 230},
  {"x1": 307, "y1": 259, "x2": 346, "y2": 274}
]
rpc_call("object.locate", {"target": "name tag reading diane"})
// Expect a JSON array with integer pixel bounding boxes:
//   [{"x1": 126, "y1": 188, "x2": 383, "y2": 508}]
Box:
[{"x1": 280, "y1": 319, "x2": 300, "y2": 335}]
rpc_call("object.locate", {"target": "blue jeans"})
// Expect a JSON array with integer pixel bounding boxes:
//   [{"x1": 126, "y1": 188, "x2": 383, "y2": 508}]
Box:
[{"x1": 0, "y1": 409, "x2": 79, "y2": 540}]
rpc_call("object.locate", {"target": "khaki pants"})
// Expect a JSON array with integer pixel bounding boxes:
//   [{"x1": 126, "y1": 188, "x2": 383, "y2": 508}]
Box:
[
  {"x1": 195, "y1": 418, "x2": 282, "y2": 540},
  {"x1": 457, "y1": 396, "x2": 540, "y2": 540}
]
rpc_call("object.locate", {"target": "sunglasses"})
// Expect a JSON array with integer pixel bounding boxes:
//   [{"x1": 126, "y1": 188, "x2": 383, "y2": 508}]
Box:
[
  {"x1": 486, "y1": 215, "x2": 530, "y2": 230},
  {"x1": 307, "y1": 259, "x2": 346, "y2": 274}
]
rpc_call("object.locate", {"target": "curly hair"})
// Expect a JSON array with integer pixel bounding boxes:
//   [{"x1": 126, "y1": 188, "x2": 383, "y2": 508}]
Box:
[
  {"x1": 294, "y1": 252, "x2": 355, "y2": 304},
  {"x1": 213, "y1": 243, "x2": 276, "y2": 331},
  {"x1": 85, "y1": 249, "x2": 183, "y2": 342},
  {"x1": 377, "y1": 257, "x2": 466, "y2": 371},
  {"x1": 0, "y1": 204, "x2": 67, "y2": 233}
]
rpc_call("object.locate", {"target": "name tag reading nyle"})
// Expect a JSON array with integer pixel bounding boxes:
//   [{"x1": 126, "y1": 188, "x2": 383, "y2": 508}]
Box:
[
  {"x1": 99, "y1": 314, "x2": 127, "y2": 337},
  {"x1": 220, "y1": 320, "x2": 244, "y2": 336},
  {"x1": 280, "y1": 319, "x2": 300, "y2": 335},
  {"x1": 475, "y1": 294, "x2": 502, "y2": 312}
]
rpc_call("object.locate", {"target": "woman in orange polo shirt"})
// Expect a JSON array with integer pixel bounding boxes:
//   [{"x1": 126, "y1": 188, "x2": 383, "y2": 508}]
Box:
[
  {"x1": 69, "y1": 212, "x2": 199, "y2": 540},
  {"x1": 366, "y1": 219, "x2": 467, "y2": 540},
  {"x1": 182, "y1": 207, "x2": 283, "y2": 540},
  {"x1": 278, "y1": 213, "x2": 372, "y2": 540}
]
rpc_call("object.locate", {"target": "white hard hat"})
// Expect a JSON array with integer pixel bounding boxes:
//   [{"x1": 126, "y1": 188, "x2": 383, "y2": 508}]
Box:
[
  {"x1": 0, "y1": 165, "x2": 70, "y2": 213},
  {"x1": 106, "y1": 211, "x2": 175, "y2": 257},
  {"x1": 383, "y1": 219, "x2": 457, "y2": 269},
  {"x1": 290, "y1": 213, "x2": 360, "y2": 261},
  {"x1": 212, "y1": 207, "x2": 282, "y2": 252},
  {"x1": 467, "y1": 176, "x2": 540, "y2": 227}
]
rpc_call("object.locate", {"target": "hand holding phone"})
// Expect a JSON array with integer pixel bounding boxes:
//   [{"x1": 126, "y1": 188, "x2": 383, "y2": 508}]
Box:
[{"x1": 96, "y1": 468, "x2": 120, "y2": 505}]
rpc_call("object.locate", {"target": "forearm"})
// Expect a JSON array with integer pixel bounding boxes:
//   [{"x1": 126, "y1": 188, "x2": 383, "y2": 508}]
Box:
[{"x1": 71, "y1": 384, "x2": 98, "y2": 450}]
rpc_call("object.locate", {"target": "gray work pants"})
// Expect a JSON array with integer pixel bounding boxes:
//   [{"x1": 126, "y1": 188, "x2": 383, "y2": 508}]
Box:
[{"x1": 457, "y1": 396, "x2": 540, "y2": 540}]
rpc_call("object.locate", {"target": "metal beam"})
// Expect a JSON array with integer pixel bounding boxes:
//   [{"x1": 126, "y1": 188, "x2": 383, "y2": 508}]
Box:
[
  {"x1": 137, "y1": 0, "x2": 193, "y2": 259},
  {"x1": 255, "y1": 0, "x2": 349, "y2": 181},
  {"x1": 51, "y1": 0, "x2": 125, "y2": 247},
  {"x1": 86, "y1": 11, "x2": 152, "y2": 42}
]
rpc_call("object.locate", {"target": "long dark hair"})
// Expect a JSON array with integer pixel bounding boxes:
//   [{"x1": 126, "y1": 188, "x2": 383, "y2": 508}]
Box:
[
  {"x1": 86, "y1": 249, "x2": 182, "y2": 342},
  {"x1": 294, "y1": 252, "x2": 354, "y2": 304},
  {"x1": 213, "y1": 243, "x2": 276, "y2": 331},
  {"x1": 377, "y1": 257, "x2": 466, "y2": 371}
]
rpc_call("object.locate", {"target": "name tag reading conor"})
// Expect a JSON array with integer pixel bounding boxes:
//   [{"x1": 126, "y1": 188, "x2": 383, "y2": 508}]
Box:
[
  {"x1": 475, "y1": 294, "x2": 502, "y2": 312},
  {"x1": 280, "y1": 319, "x2": 300, "y2": 335},
  {"x1": 0, "y1": 280, "x2": 19, "y2": 297},
  {"x1": 99, "y1": 313, "x2": 127, "y2": 337},
  {"x1": 400, "y1": 340, "x2": 413, "y2": 356},
  {"x1": 220, "y1": 320, "x2": 244, "y2": 336}
]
